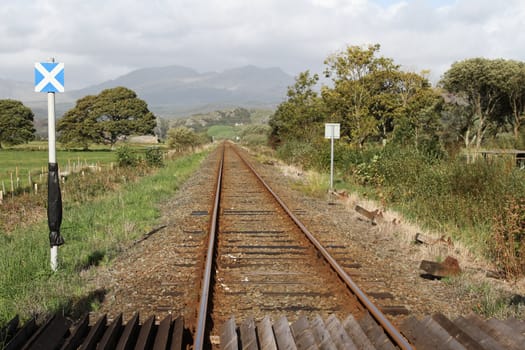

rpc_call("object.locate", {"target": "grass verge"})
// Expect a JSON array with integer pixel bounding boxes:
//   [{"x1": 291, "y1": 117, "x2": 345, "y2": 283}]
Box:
[{"x1": 0, "y1": 150, "x2": 208, "y2": 328}]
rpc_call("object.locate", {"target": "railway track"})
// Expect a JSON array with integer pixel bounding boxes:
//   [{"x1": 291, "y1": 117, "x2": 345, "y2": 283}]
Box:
[
  {"x1": 193, "y1": 142, "x2": 410, "y2": 349},
  {"x1": 3, "y1": 142, "x2": 525, "y2": 349}
]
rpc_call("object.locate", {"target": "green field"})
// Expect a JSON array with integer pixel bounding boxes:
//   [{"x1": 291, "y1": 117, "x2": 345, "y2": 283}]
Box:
[
  {"x1": 207, "y1": 125, "x2": 238, "y2": 140},
  {"x1": 0, "y1": 142, "x2": 158, "y2": 189}
]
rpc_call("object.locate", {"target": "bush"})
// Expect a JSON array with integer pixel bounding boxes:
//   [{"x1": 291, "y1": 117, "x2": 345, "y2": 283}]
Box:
[
  {"x1": 116, "y1": 146, "x2": 138, "y2": 167},
  {"x1": 145, "y1": 147, "x2": 164, "y2": 167}
]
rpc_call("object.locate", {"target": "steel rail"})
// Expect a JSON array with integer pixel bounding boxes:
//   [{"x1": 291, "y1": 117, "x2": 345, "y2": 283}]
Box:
[
  {"x1": 194, "y1": 145, "x2": 224, "y2": 350},
  {"x1": 231, "y1": 144, "x2": 413, "y2": 350}
]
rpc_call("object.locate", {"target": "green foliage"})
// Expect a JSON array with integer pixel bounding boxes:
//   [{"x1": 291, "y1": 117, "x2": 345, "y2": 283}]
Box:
[
  {"x1": 239, "y1": 124, "x2": 271, "y2": 146},
  {"x1": 0, "y1": 99, "x2": 35, "y2": 149},
  {"x1": 269, "y1": 71, "x2": 324, "y2": 145},
  {"x1": 58, "y1": 87, "x2": 156, "y2": 148},
  {"x1": 116, "y1": 145, "x2": 138, "y2": 167},
  {"x1": 145, "y1": 147, "x2": 164, "y2": 167},
  {"x1": 167, "y1": 127, "x2": 199, "y2": 151},
  {"x1": 440, "y1": 58, "x2": 525, "y2": 147},
  {"x1": 270, "y1": 45, "x2": 440, "y2": 150}
]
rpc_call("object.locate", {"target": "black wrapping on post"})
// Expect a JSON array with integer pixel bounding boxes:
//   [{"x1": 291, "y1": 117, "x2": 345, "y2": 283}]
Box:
[{"x1": 48, "y1": 162, "x2": 64, "y2": 247}]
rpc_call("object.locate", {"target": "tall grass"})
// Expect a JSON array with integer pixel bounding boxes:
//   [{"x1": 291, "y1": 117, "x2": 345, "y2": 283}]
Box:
[
  {"x1": 0, "y1": 150, "x2": 208, "y2": 327},
  {"x1": 276, "y1": 141, "x2": 525, "y2": 264}
]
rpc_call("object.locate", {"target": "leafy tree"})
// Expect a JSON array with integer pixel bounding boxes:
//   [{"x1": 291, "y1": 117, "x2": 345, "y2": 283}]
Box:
[
  {"x1": 440, "y1": 58, "x2": 506, "y2": 149},
  {"x1": 167, "y1": 126, "x2": 198, "y2": 152},
  {"x1": 391, "y1": 72, "x2": 444, "y2": 149},
  {"x1": 497, "y1": 60, "x2": 525, "y2": 140},
  {"x1": 269, "y1": 71, "x2": 324, "y2": 144},
  {"x1": 58, "y1": 87, "x2": 156, "y2": 148},
  {"x1": 57, "y1": 95, "x2": 100, "y2": 149},
  {"x1": 322, "y1": 44, "x2": 399, "y2": 147},
  {"x1": 0, "y1": 99, "x2": 35, "y2": 148}
]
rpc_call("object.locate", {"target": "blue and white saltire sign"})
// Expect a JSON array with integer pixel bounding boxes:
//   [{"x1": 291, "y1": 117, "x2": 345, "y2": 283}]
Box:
[{"x1": 34, "y1": 62, "x2": 64, "y2": 93}]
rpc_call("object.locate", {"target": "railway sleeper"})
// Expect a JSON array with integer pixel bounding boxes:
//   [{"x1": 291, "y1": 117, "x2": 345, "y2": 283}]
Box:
[{"x1": 3, "y1": 311, "x2": 525, "y2": 349}]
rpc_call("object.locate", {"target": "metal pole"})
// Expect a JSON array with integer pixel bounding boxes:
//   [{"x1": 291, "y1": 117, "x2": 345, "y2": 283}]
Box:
[
  {"x1": 330, "y1": 132, "x2": 334, "y2": 190},
  {"x1": 48, "y1": 90, "x2": 58, "y2": 271},
  {"x1": 48, "y1": 92, "x2": 56, "y2": 164}
]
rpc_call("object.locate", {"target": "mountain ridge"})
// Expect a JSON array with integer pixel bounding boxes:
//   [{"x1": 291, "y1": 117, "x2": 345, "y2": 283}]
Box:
[{"x1": 0, "y1": 65, "x2": 293, "y2": 119}]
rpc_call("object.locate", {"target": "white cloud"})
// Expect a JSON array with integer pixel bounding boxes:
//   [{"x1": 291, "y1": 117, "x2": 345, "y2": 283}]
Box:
[{"x1": 0, "y1": 0, "x2": 524, "y2": 88}]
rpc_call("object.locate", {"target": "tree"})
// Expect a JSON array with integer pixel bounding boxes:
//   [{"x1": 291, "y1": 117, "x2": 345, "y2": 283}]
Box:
[
  {"x1": 0, "y1": 99, "x2": 35, "y2": 148},
  {"x1": 58, "y1": 87, "x2": 156, "y2": 148},
  {"x1": 167, "y1": 127, "x2": 198, "y2": 152},
  {"x1": 440, "y1": 58, "x2": 506, "y2": 149},
  {"x1": 57, "y1": 95, "x2": 100, "y2": 149},
  {"x1": 497, "y1": 60, "x2": 525, "y2": 141},
  {"x1": 269, "y1": 71, "x2": 324, "y2": 144},
  {"x1": 322, "y1": 44, "x2": 400, "y2": 147},
  {"x1": 390, "y1": 72, "x2": 443, "y2": 148}
]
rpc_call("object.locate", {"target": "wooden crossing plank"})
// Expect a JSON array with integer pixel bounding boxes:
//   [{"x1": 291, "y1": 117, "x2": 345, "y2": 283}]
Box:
[
  {"x1": 341, "y1": 315, "x2": 375, "y2": 350},
  {"x1": 357, "y1": 313, "x2": 396, "y2": 350},
  {"x1": 133, "y1": 315, "x2": 155, "y2": 350},
  {"x1": 116, "y1": 313, "x2": 140, "y2": 350},
  {"x1": 97, "y1": 313, "x2": 123, "y2": 350},
  {"x1": 23, "y1": 314, "x2": 71, "y2": 350},
  {"x1": 502, "y1": 317, "x2": 525, "y2": 334},
  {"x1": 257, "y1": 316, "x2": 277, "y2": 350},
  {"x1": 431, "y1": 313, "x2": 482, "y2": 350},
  {"x1": 399, "y1": 316, "x2": 448, "y2": 350},
  {"x1": 420, "y1": 316, "x2": 468, "y2": 350},
  {"x1": 221, "y1": 317, "x2": 238, "y2": 350},
  {"x1": 61, "y1": 314, "x2": 90, "y2": 350},
  {"x1": 486, "y1": 318, "x2": 525, "y2": 350},
  {"x1": 239, "y1": 317, "x2": 258, "y2": 350},
  {"x1": 290, "y1": 316, "x2": 317, "y2": 350},
  {"x1": 310, "y1": 315, "x2": 336, "y2": 350},
  {"x1": 171, "y1": 316, "x2": 184, "y2": 350},
  {"x1": 153, "y1": 315, "x2": 172, "y2": 350},
  {"x1": 467, "y1": 313, "x2": 524, "y2": 350},
  {"x1": 79, "y1": 314, "x2": 107, "y2": 350},
  {"x1": 5, "y1": 318, "x2": 37, "y2": 350},
  {"x1": 452, "y1": 316, "x2": 504, "y2": 350},
  {"x1": 273, "y1": 316, "x2": 297, "y2": 350},
  {"x1": 325, "y1": 314, "x2": 357, "y2": 350}
]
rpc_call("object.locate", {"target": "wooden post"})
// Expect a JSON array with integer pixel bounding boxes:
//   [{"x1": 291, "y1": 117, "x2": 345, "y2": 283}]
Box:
[
  {"x1": 10, "y1": 172, "x2": 14, "y2": 193},
  {"x1": 34, "y1": 183, "x2": 38, "y2": 195},
  {"x1": 0, "y1": 190, "x2": 3, "y2": 204}
]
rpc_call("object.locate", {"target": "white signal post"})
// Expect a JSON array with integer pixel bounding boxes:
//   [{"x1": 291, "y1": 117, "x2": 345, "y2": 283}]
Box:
[
  {"x1": 48, "y1": 89, "x2": 57, "y2": 271},
  {"x1": 324, "y1": 123, "x2": 340, "y2": 191},
  {"x1": 35, "y1": 58, "x2": 65, "y2": 271}
]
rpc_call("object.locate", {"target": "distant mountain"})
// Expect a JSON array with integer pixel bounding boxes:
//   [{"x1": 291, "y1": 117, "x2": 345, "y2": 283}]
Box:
[
  {"x1": 0, "y1": 65, "x2": 294, "y2": 119},
  {"x1": 70, "y1": 65, "x2": 294, "y2": 117}
]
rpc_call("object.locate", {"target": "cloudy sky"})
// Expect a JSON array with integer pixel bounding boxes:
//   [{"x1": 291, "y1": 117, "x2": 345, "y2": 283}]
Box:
[{"x1": 1, "y1": 0, "x2": 523, "y2": 89}]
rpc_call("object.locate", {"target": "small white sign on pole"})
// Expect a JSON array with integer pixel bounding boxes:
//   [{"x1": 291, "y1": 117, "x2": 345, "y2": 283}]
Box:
[
  {"x1": 324, "y1": 123, "x2": 340, "y2": 139},
  {"x1": 325, "y1": 123, "x2": 340, "y2": 191}
]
